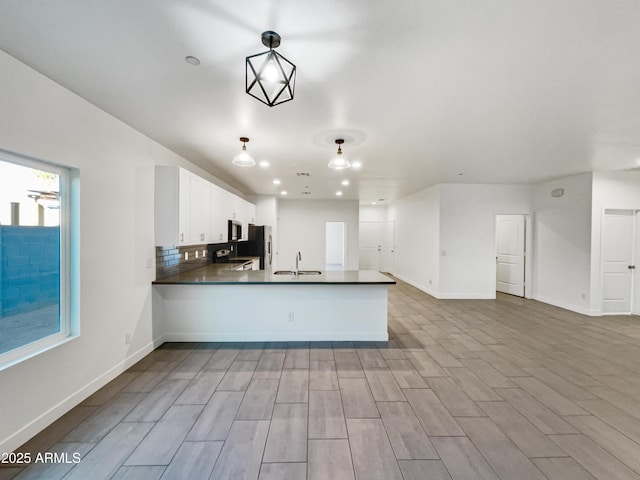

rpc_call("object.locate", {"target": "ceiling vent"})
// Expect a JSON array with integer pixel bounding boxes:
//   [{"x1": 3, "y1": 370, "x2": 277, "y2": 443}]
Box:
[{"x1": 296, "y1": 172, "x2": 310, "y2": 177}]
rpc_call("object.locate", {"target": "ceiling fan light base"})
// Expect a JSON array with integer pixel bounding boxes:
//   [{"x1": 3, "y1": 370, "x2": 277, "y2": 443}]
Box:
[{"x1": 261, "y1": 31, "x2": 281, "y2": 49}]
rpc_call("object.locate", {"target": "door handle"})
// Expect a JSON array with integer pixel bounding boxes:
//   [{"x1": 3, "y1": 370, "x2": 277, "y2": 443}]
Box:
[{"x1": 630, "y1": 265, "x2": 636, "y2": 270}]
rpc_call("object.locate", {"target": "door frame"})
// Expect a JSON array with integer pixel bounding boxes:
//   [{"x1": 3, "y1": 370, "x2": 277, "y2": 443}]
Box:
[{"x1": 494, "y1": 213, "x2": 534, "y2": 299}]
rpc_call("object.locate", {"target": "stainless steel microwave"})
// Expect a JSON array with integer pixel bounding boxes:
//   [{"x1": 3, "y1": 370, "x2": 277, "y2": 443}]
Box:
[{"x1": 228, "y1": 220, "x2": 242, "y2": 241}]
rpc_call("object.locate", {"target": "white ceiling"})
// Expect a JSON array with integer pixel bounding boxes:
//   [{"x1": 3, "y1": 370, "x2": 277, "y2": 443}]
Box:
[{"x1": 1, "y1": 1, "x2": 640, "y2": 203}]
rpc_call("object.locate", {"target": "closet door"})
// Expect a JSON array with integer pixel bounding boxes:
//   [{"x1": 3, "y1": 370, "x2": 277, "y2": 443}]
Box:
[{"x1": 602, "y1": 209, "x2": 636, "y2": 314}]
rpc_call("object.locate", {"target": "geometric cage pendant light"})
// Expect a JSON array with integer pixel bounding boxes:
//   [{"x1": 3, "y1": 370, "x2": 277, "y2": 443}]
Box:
[
  {"x1": 232, "y1": 137, "x2": 256, "y2": 167},
  {"x1": 246, "y1": 31, "x2": 296, "y2": 107}
]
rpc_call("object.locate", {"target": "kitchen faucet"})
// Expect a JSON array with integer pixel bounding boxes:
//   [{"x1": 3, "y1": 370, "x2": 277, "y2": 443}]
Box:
[{"x1": 295, "y1": 251, "x2": 301, "y2": 274}]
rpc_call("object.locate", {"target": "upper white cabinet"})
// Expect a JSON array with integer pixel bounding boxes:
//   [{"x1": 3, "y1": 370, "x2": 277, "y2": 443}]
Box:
[
  {"x1": 247, "y1": 201, "x2": 257, "y2": 225},
  {"x1": 155, "y1": 165, "x2": 256, "y2": 247},
  {"x1": 189, "y1": 174, "x2": 211, "y2": 244},
  {"x1": 155, "y1": 166, "x2": 190, "y2": 247},
  {"x1": 210, "y1": 184, "x2": 233, "y2": 243},
  {"x1": 233, "y1": 198, "x2": 255, "y2": 241}
]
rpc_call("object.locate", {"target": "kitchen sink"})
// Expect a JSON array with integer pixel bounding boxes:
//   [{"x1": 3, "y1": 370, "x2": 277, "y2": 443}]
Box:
[{"x1": 273, "y1": 270, "x2": 322, "y2": 275}]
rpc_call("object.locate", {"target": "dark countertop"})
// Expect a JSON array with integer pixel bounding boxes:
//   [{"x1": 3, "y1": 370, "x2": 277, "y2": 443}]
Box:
[{"x1": 153, "y1": 264, "x2": 396, "y2": 285}]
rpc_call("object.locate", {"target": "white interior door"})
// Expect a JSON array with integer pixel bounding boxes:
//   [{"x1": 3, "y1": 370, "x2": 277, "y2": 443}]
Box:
[
  {"x1": 496, "y1": 214, "x2": 526, "y2": 297},
  {"x1": 382, "y1": 220, "x2": 395, "y2": 273},
  {"x1": 602, "y1": 209, "x2": 636, "y2": 314},
  {"x1": 359, "y1": 222, "x2": 382, "y2": 271}
]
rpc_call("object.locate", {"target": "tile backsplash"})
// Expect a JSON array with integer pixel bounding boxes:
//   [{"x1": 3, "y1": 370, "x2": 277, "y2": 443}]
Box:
[{"x1": 155, "y1": 244, "x2": 210, "y2": 279}]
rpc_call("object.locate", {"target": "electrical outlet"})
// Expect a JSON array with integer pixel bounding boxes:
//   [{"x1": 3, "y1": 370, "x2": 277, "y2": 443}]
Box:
[
  {"x1": 146, "y1": 258, "x2": 153, "y2": 269},
  {"x1": 288, "y1": 312, "x2": 294, "y2": 322},
  {"x1": 195, "y1": 250, "x2": 199, "y2": 258},
  {"x1": 125, "y1": 332, "x2": 132, "y2": 344},
  {"x1": 185, "y1": 251, "x2": 189, "y2": 260}
]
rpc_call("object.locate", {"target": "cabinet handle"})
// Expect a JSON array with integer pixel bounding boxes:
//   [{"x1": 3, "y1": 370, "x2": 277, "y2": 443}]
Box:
[{"x1": 180, "y1": 233, "x2": 184, "y2": 242}]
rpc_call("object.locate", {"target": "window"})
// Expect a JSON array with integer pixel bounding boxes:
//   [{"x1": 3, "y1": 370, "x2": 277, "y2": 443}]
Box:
[{"x1": 0, "y1": 150, "x2": 77, "y2": 369}]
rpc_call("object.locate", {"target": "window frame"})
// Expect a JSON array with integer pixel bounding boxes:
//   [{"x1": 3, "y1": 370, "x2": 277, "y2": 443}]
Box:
[{"x1": 0, "y1": 149, "x2": 78, "y2": 370}]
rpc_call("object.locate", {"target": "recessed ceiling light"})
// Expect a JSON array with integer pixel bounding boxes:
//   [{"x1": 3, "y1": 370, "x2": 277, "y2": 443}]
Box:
[
  {"x1": 273, "y1": 179, "x2": 281, "y2": 185},
  {"x1": 371, "y1": 202, "x2": 377, "y2": 205},
  {"x1": 336, "y1": 191, "x2": 343, "y2": 196},
  {"x1": 259, "y1": 161, "x2": 270, "y2": 168},
  {"x1": 281, "y1": 190, "x2": 288, "y2": 195},
  {"x1": 185, "y1": 56, "x2": 200, "y2": 66},
  {"x1": 341, "y1": 180, "x2": 350, "y2": 186},
  {"x1": 351, "y1": 161, "x2": 362, "y2": 169}
]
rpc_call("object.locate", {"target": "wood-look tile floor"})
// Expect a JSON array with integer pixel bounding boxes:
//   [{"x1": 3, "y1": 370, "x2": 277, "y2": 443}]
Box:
[{"x1": 4, "y1": 279, "x2": 640, "y2": 479}]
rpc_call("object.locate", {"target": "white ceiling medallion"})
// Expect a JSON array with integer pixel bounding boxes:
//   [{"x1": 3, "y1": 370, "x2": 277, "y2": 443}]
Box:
[
  {"x1": 328, "y1": 139, "x2": 351, "y2": 170},
  {"x1": 232, "y1": 137, "x2": 256, "y2": 167}
]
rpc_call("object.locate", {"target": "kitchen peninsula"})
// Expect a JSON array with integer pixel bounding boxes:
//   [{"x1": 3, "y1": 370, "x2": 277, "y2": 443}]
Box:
[{"x1": 152, "y1": 266, "x2": 395, "y2": 342}]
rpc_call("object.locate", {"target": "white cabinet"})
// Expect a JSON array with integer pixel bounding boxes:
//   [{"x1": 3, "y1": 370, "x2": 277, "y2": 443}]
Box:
[
  {"x1": 155, "y1": 165, "x2": 256, "y2": 246},
  {"x1": 236, "y1": 198, "x2": 256, "y2": 241},
  {"x1": 189, "y1": 174, "x2": 211, "y2": 244},
  {"x1": 155, "y1": 166, "x2": 191, "y2": 247},
  {"x1": 247, "y1": 202, "x2": 257, "y2": 225},
  {"x1": 210, "y1": 184, "x2": 232, "y2": 243},
  {"x1": 231, "y1": 195, "x2": 242, "y2": 221}
]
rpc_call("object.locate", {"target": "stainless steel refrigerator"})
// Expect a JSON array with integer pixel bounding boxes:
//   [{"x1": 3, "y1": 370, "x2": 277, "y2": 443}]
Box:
[{"x1": 238, "y1": 225, "x2": 272, "y2": 270}]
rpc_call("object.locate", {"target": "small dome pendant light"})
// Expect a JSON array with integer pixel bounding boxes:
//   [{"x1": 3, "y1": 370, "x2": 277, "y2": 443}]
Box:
[
  {"x1": 232, "y1": 137, "x2": 256, "y2": 167},
  {"x1": 328, "y1": 139, "x2": 351, "y2": 170},
  {"x1": 246, "y1": 31, "x2": 296, "y2": 107}
]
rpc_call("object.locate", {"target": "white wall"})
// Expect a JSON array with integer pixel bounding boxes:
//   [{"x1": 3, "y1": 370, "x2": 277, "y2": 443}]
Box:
[
  {"x1": 0, "y1": 50, "x2": 236, "y2": 452},
  {"x1": 387, "y1": 185, "x2": 440, "y2": 295},
  {"x1": 533, "y1": 173, "x2": 593, "y2": 314},
  {"x1": 359, "y1": 205, "x2": 387, "y2": 222},
  {"x1": 325, "y1": 222, "x2": 345, "y2": 265},
  {"x1": 590, "y1": 171, "x2": 640, "y2": 314},
  {"x1": 388, "y1": 183, "x2": 532, "y2": 298},
  {"x1": 439, "y1": 184, "x2": 533, "y2": 298},
  {"x1": 277, "y1": 199, "x2": 359, "y2": 271}
]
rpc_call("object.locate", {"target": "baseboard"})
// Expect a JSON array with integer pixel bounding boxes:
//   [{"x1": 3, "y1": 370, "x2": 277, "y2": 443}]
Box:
[
  {"x1": 534, "y1": 295, "x2": 600, "y2": 317},
  {"x1": 393, "y1": 273, "x2": 439, "y2": 298},
  {"x1": 435, "y1": 292, "x2": 496, "y2": 299},
  {"x1": 162, "y1": 332, "x2": 389, "y2": 342},
  {"x1": 392, "y1": 274, "x2": 495, "y2": 300},
  {"x1": 0, "y1": 340, "x2": 158, "y2": 454}
]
